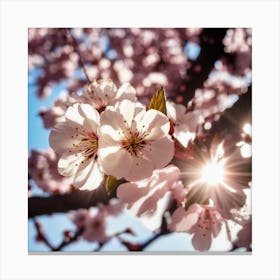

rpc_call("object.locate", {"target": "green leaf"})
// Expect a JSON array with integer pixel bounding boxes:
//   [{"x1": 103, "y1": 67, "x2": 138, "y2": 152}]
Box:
[
  {"x1": 106, "y1": 175, "x2": 125, "y2": 195},
  {"x1": 147, "y1": 87, "x2": 167, "y2": 115}
]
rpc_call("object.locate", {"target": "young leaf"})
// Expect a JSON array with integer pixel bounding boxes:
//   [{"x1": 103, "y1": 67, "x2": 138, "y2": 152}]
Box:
[
  {"x1": 147, "y1": 87, "x2": 167, "y2": 115},
  {"x1": 106, "y1": 175, "x2": 125, "y2": 195}
]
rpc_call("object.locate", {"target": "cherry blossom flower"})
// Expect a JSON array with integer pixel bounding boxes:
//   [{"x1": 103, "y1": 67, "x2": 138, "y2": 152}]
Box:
[
  {"x1": 168, "y1": 204, "x2": 224, "y2": 251},
  {"x1": 82, "y1": 212, "x2": 109, "y2": 243},
  {"x1": 71, "y1": 208, "x2": 90, "y2": 229},
  {"x1": 28, "y1": 149, "x2": 72, "y2": 193},
  {"x1": 117, "y1": 165, "x2": 184, "y2": 217},
  {"x1": 49, "y1": 103, "x2": 103, "y2": 190},
  {"x1": 39, "y1": 91, "x2": 79, "y2": 129},
  {"x1": 166, "y1": 100, "x2": 203, "y2": 148},
  {"x1": 98, "y1": 99, "x2": 175, "y2": 181},
  {"x1": 81, "y1": 79, "x2": 137, "y2": 111},
  {"x1": 70, "y1": 201, "x2": 124, "y2": 244},
  {"x1": 236, "y1": 123, "x2": 252, "y2": 158},
  {"x1": 98, "y1": 198, "x2": 124, "y2": 216},
  {"x1": 233, "y1": 217, "x2": 252, "y2": 251}
]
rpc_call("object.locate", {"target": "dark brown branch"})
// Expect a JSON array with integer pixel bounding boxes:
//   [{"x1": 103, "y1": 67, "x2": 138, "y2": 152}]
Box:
[
  {"x1": 33, "y1": 218, "x2": 84, "y2": 251},
  {"x1": 211, "y1": 86, "x2": 252, "y2": 134},
  {"x1": 182, "y1": 28, "x2": 229, "y2": 105},
  {"x1": 28, "y1": 184, "x2": 110, "y2": 218}
]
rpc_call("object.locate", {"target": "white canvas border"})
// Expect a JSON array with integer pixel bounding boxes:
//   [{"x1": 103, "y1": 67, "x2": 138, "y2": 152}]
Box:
[{"x1": 1, "y1": 0, "x2": 280, "y2": 279}]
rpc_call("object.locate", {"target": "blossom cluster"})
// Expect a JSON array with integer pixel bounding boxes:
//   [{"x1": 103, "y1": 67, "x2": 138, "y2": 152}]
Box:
[{"x1": 29, "y1": 77, "x2": 251, "y2": 251}]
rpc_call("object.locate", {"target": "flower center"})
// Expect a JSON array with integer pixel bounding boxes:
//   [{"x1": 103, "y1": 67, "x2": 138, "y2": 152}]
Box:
[
  {"x1": 70, "y1": 129, "x2": 99, "y2": 161},
  {"x1": 121, "y1": 130, "x2": 148, "y2": 157},
  {"x1": 80, "y1": 132, "x2": 99, "y2": 159}
]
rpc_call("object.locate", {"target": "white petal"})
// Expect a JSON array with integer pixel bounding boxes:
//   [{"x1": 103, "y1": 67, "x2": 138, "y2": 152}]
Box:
[
  {"x1": 115, "y1": 82, "x2": 136, "y2": 101},
  {"x1": 117, "y1": 182, "x2": 149, "y2": 206},
  {"x1": 100, "y1": 108, "x2": 126, "y2": 141},
  {"x1": 117, "y1": 99, "x2": 137, "y2": 127},
  {"x1": 78, "y1": 104, "x2": 100, "y2": 133},
  {"x1": 65, "y1": 103, "x2": 84, "y2": 127},
  {"x1": 137, "y1": 187, "x2": 166, "y2": 216},
  {"x1": 99, "y1": 147, "x2": 133, "y2": 179},
  {"x1": 144, "y1": 137, "x2": 174, "y2": 168},
  {"x1": 125, "y1": 156, "x2": 154, "y2": 181},
  {"x1": 49, "y1": 122, "x2": 79, "y2": 154},
  {"x1": 76, "y1": 160, "x2": 104, "y2": 190},
  {"x1": 99, "y1": 133, "x2": 121, "y2": 148},
  {"x1": 73, "y1": 158, "x2": 94, "y2": 189},
  {"x1": 192, "y1": 231, "x2": 212, "y2": 251},
  {"x1": 168, "y1": 205, "x2": 201, "y2": 232},
  {"x1": 58, "y1": 151, "x2": 83, "y2": 176},
  {"x1": 117, "y1": 100, "x2": 144, "y2": 127},
  {"x1": 139, "y1": 109, "x2": 170, "y2": 140},
  {"x1": 174, "y1": 127, "x2": 195, "y2": 148}
]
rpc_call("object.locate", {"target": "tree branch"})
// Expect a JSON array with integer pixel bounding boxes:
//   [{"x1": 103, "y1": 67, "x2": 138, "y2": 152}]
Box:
[
  {"x1": 182, "y1": 28, "x2": 229, "y2": 105},
  {"x1": 28, "y1": 184, "x2": 110, "y2": 218}
]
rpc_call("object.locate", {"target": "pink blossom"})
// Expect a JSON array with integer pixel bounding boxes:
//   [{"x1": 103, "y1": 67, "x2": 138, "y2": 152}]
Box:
[
  {"x1": 166, "y1": 100, "x2": 203, "y2": 148},
  {"x1": 98, "y1": 99, "x2": 174, "y2": 181},
  {"x1": 117, "y1": 165, "x2": 184, "y2": 217},
  {"x1": 71, "y1": 208, "x2": 90, "y2": 229},
  {"x1": 168, "y1": 204, "x2": 224, "y2": 251},
  {"x1": 49, "y1": 103, "x2": 104, "y2": 190},
  {"x1": 98, "y1": 198, "x2": 124, "y2": 216},
  {"x1": 70, "y1": 201, "x2": 124, "y2": 244},
  {"x1": 233, "y1": 217, "x2": 252, "y2": 251},
  {"x1": 82, "y1": 212, "x2": 109, "y2": 243},
  {"x1": 39, "y1": 91, "x2": 80, "y2": 129},
  {"x1": 81, "y1": 79, "x2": 137, "y2": 111},
  {"x1": 28, "y1": 149, "x2": 72, "y2": 194}
]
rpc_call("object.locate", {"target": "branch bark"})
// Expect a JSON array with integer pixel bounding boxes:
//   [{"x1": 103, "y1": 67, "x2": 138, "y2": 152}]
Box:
[
  {"x1": 182, "y1": 28, "x2": 229, "y2": 105},
  {"x1": 28, "y1": 184, "x2": 110, "y2": 218}
]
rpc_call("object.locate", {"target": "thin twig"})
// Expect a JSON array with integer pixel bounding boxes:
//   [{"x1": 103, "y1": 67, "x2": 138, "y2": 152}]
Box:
[{"x1": 33, "y1": 218, "x2": 84, "y2": 251}]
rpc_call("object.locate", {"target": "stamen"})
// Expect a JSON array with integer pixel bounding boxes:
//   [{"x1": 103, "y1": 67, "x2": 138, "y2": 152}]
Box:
[
  {"x1": 71, "y1": 131, "x2": 98, "y2": 160},
  {"x1": 121, "y1": 128, "x2": 149, "y2": 157}
]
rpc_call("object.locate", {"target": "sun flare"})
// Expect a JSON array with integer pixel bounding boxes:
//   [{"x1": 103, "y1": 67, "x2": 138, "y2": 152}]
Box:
[{"x1": 200, "y1": 161, "x2": 224, "y2": 186}]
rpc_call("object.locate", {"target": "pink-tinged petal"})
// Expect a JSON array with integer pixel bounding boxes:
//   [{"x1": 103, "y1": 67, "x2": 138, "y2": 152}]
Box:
[
  {"x1": 171, "y1": 181, "x2": 187, "y2": 204},
  {"x1": 99, "y1": 147, "x2": 133, "y2": 179},
  {"x1": 117, "y1": 99, "x2": 138, "y2": 127},
  {"x1": 117, "y1": 182, "x2": 150, "y2": 207},
  {"x1": 139, "y1": 109, "x2": 170, "y2": 140},
  {"x1": 168, "y1": 205, "x2": 201, "y2": 232},
  {"x1": 192, "y1": 230, "x2": 212, "y2": 251},
  {"x1": 125, "y1": 156, "x2": 154, "y2": 181},
  {"x1": 115, "y1": 82, "x2": 136, "y2": 101},
  {"x1": 174, "y1": 127, "x2": 195, "y2": 148},
  {"x1": 99, "y1": 133, "x2": 121, "y2": 148},
  {"x1": 73, "y1": 158, "x2": 94, "y2": 189},
  {"x1": 57, "y1": 151, "x2": 83, "y2": 176},
  {"x1": 116, "y1": 100, "x2": 145, "y2": 127},
  {"x1": 144, "y1": 137, "x2": 174, "y2": 168},
  {"x1": 78, "y1": 161, "x2": 104, "y2": 190},
  {"x1": 210, "y1": 211, "x2": 223, "y2": 238},
  {"x1": 78, "y1": 104, "x2": 100, "y2": 133},
  {"x1": 166, "y1": 101, "x2": 177, "y2": 121},
  {"x1": 49, "y1": 122, "x2": 79, "y2": 154},
  {"x1": 137, "y1": 187, "x2": 166, "y2": 216},
  {"x1": 100, "y1": 108, "x2": 126, "y2": 140},
  {"x1": 65, "y1": 103, "x2": 84, "y2": 127},
  {"x1": 79, "y1": 104, "x2": 100, "y2": 122},
  {"x1": 156, "y1": 164, "x2": 181, "y2": 183}
]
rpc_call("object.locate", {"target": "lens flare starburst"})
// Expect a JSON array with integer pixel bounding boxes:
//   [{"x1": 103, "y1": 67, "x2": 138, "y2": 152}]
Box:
[{"x1": 200, "y1": 160, "x2": 225, "y2": 186}]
